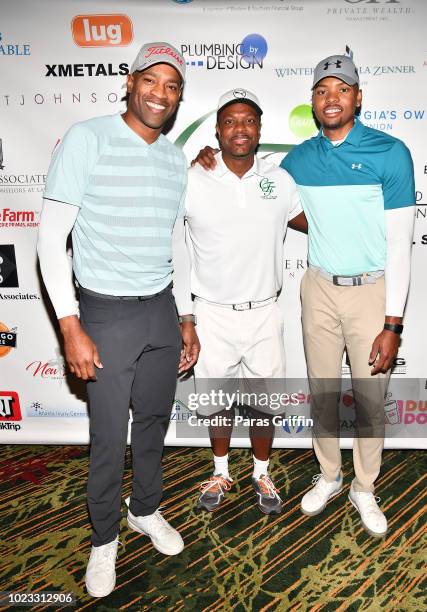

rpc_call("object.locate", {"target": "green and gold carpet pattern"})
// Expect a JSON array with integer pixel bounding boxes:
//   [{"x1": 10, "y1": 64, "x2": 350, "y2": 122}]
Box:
[{"x1": 1, "y1": 446, "x2": 426, "y2": 611}]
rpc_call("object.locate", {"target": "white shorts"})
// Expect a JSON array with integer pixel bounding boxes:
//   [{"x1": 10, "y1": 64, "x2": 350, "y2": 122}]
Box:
[{"x1": 193, "y1": 298, "x2": 286, "y2": 416}]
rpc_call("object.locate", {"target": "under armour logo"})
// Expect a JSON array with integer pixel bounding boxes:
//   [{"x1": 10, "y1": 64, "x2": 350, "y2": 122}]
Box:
[
  {"x1": 351, "y1": 163, "x2": 362, "y2": 170},
  {"x1": 323, "y1": 60, "x2": 342, "y2": 71}
]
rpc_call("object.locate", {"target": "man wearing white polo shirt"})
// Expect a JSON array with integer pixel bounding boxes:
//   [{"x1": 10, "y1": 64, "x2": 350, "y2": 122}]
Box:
[{"x1": 181, "y1": 89, "x2": 307, "y2": 514}]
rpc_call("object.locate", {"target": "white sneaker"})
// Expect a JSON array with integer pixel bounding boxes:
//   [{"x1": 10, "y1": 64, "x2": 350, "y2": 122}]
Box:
[
  {"x1": 127, "y1": 508, "x2": 184, "y2": 555},
  {"x1": 348, "y1": 485, "x2": 388, "y2": 537},
  {"x1": 300, "y1": 474, "x2": 343, "y2": 516},
  {"x1": 85, "y1": 537, "x2": 118, "y2": 598}
]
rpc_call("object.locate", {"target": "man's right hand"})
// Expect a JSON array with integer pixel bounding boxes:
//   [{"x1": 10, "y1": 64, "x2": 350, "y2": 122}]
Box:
[
  {"x1": 191, "y1": 146, "x2": 219, "y2": 170},
  {"x1": 59, "y1": 315, "x2": 103, "y2": 380}
]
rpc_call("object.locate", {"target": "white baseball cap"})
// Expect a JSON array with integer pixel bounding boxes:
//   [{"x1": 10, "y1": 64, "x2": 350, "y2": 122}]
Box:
[{"x1": 217, "y1": 88, "x2": 263, "y2": 116}]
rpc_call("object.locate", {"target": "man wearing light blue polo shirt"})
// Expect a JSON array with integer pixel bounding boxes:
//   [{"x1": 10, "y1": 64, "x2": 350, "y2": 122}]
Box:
[
  {"x1": 38, "y1": 42, "x2": 199, "y2": 597},
  {"x1": 281, "y1": 52, "x2": 415, "y2": 537}
]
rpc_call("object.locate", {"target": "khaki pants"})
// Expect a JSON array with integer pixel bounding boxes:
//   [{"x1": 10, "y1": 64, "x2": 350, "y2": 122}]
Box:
[{"x1": 301, "y1": 267, "x2": 389, "y2": 492}]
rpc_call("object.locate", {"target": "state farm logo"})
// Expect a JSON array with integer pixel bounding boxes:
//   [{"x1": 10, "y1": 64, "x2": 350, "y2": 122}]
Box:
[
  {"x1": 72, "y1": 14, "x2": 133, "y2": 47},
  {"x1": 0, "y1": 208, "x2": 39, "y2": 228},
  {"x1": 0, "y1": 322, "x2": 17, "y2": 358},
  {"x1": 26, "y1": 348, "x2": 66, "y2": 382},
  {"x1": 0, "y1": 391, "x2": 22, "y2": 422}
]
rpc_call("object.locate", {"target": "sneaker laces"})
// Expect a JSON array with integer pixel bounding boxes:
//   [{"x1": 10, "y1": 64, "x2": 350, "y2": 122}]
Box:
[
  {"x1": 200, "y1": 475, "x2": 232, "y2": 495},
  {"x1": 356, "y1": 492, "x2": 382, "y2": 516},
  {"x1": 311, "y1": 473, "x2": 328, "y2": 490},
  {"x1": 142, "y1": 510, "x2": 175, "y2": 537},
  {"x1": 311, "y1": 473, "x2": 323, "y2": 485},
  {"x1": 309, "y1": 474, "x2": 338, "y2": 498},
  {"x1": 256, "y1": 475, "x2": 282, "y2": 502},
  {"x1": 92, "y1": 539, "x2": 119, "y2": 566}
]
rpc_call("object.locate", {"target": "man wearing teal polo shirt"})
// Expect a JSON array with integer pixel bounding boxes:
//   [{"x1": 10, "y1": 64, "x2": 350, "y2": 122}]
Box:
[{"x1": 281, "y1": 52, "x2": 415, "y2": 537}]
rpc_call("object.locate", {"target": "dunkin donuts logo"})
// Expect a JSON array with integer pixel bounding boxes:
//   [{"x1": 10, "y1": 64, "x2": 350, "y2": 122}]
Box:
[{"x1": 72, "y1": 15, "x2": 133, "y2": 47}]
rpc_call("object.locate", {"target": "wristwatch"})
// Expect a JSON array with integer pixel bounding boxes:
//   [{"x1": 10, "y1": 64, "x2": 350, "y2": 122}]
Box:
[
  {"x1": 384, "y1": 323, "x2": 403, "y2": 334},
  {"x1": 179, "y1": 314, "x2": 197, "y2": 325}
]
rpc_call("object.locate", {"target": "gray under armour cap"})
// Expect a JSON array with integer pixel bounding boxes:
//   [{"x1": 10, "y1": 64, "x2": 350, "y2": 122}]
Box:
[
  {"x1": 130, "y1": 41, "x2": 186, "y2": 83},
  {"x1": 312, "y1": 54, "x2": 359, "y2": 88},
  {"x1": 217, "y1": 88, "x2": 263, "y2": 116}
]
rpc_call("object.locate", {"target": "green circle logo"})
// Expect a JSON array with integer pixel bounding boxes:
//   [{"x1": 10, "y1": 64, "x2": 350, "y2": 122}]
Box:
[{"x1": 288, "y1": 104, "x2": 317, "y2": 138}]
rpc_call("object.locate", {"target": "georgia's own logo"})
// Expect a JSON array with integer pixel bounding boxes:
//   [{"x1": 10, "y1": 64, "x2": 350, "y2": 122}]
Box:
[{"x1": 71, "y1": 14, "x2": 133, "y2": 47}]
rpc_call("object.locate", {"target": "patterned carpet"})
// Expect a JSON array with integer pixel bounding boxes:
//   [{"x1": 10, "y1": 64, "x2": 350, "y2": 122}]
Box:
[{"x1": 0, "y1": 445, "x2": 426, "y2": 611}]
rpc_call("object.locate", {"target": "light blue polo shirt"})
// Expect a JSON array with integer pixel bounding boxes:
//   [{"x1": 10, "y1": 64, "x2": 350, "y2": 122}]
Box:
[
  {"x1": 44, "y1": 113, "x2": 187, "y2": 295},
  {"x1": 281, "y1": 118, "x2": 415, "y2": 275}
]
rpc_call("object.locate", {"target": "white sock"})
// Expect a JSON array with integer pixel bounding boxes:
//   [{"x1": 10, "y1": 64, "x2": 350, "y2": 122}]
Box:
[
  {"x1": 253, "y1": 455, "x2": 269, "y2": 480},
  {"x1": 213, "y1": 453, "x2": 230, "y2": 480}
]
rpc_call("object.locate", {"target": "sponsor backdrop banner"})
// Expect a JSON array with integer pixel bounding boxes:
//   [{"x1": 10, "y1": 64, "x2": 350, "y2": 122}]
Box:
[{"x1": 1, "y1": 0, "x2": 426, "y2": 447}]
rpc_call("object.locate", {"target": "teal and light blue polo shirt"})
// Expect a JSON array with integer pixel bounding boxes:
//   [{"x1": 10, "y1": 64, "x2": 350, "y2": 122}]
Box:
[
  {"x1": 281, "y1": 118, "x2": 415, "y2": 276},
  {"x1": 44, "y1": 113, "x2": 187, "y2": 295}
]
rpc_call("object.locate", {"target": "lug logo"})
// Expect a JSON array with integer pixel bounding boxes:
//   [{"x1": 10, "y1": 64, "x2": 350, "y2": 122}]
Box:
[{"x1": 71, "y1": 15, "x2": 133, "y2": 47}]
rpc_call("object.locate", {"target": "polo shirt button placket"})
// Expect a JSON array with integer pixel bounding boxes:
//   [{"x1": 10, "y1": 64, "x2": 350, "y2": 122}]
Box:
[
  {"x1": 325, "y1": 141, "x2": 335, "y2": 170},
  {"x1": 237, "y1": 180, "x2": 246, "y2": 209}
]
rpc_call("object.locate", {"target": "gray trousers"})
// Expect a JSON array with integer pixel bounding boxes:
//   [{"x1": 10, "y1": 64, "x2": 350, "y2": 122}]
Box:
[{"x1": 79, "y1": 286, "x2": 182, "y2": 546}]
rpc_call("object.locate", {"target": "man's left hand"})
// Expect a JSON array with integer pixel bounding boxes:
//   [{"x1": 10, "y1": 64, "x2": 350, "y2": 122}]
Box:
[
  {"x1": 179, "y1": 322, "x2": 200, "y2": 373},
  {"x1": 369, "y1": 329, "x2": 400, "y2": 375}
]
